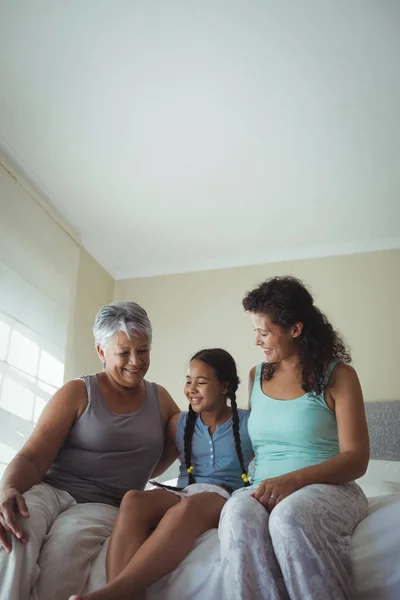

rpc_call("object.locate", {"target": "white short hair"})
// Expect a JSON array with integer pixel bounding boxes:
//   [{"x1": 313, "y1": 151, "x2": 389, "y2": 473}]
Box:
[{"x1": 93, "y1": 302, "x2": 152, "y2": 348}]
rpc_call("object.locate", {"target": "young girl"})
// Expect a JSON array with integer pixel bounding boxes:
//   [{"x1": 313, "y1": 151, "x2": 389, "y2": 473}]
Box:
[{"x1": 69, "y1": 348, "x2": 252, "y2": 600}]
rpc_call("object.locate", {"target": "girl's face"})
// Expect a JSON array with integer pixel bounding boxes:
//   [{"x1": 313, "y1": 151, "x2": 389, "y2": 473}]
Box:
[
  {"x1": 184, "y1": 359, "x2": 227, "y2": 413},
  {"x1": 97, "y1": 331, "x2": 150, "y2": 388},
  {"x1": 251, "y1": 312, "x2": 302, "y2": 364}
]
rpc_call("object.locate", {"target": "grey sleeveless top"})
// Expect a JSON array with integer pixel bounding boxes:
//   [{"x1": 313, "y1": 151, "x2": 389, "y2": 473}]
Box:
[{"x1": 43, "y1": 374, "x2": 164, "y2": 506}]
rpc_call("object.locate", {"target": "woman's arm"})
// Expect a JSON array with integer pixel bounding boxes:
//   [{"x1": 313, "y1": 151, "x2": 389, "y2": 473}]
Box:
[
  {"x1": 0, "y1": 379, "x2": 87, "y2": 548},
  {"x1": 253, "y1": 364, "x2": 370, "y2": 508},
  {"x1": 1, "y1": 379, "x2": 87, "y2": 494},
  {"x1": 248, "y1": 366, "x2": 256, "y2": 411},
  {"x1": 296, "y1": 364, "x2": 369, "y2": 486},
  {"x1": 151, "y1": 412, "x2": 180, "y2": 478},
  {"x1": 151, "y1": 386, "x2": 180, "y2": 478}
]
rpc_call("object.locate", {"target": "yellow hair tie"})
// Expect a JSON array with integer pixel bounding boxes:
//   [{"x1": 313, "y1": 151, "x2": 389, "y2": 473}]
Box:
[
  {"x1": 187, "y1": 466, "x2": 194, "y2": 474},
  {"x1": 241, "y1": 473, "x2": 249, "y2": 483}
]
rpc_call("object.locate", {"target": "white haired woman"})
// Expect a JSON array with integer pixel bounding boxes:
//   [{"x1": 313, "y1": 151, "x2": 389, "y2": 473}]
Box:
[{"x1": 0, "y1": 302, "x2": 179, "y2": 600}]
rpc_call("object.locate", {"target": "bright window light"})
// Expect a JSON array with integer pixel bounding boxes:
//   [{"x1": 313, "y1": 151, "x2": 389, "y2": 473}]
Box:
[
  {"x1": 0, "y1": 313, "x2": 65, "y2": 471},
  {"x1": 38, "y1": 350, "x2": 64, "y2": 388},
  {"x1": 8, "y1": 330, "x2": 39, "y2": 377},
  {"x1": 0, "y1": 441, "x2": 17, "y2": 464},
  {"x1": 33, "y1": 395, "x2": 47, "y2": 423},
  {"x1": 0, "y1": 377, "x2": 35, "y2": 421},
  {"x1": 0, "y1": 320, "x2": 10, "y2": 361}
]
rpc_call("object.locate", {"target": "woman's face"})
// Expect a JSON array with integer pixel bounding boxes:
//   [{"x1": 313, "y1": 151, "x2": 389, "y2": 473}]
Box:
[
  {"x1": 97, "y1": 331, "x2": 150, "y2": 388},
  {"x1": 251, "y1": 313, "x2": 301, "y2": 364},
  {"x1": 184, "y1": 359, "x2": 227, "y2": 414}
]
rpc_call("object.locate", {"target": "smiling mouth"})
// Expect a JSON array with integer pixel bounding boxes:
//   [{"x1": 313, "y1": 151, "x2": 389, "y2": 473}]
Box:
[
  {"x1": 123, "y1": 368, "x2": 141, "y2": 374},
  {"x1": 189, "y1": 398, "x2": 203, "y2": 405}
]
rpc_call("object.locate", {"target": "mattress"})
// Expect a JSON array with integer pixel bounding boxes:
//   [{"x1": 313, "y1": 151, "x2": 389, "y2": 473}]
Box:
[
  {"x1": 87, "y1": 484, "x2": 400, "y2": 600},
  {"x1": 87, "y1": 400, "x2": 400, "y2": 599}
]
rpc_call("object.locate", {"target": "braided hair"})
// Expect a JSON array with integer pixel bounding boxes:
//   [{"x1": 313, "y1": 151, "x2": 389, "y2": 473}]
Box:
[
  {"x1": 184, "y1": 348, "x2": 250, "y2": 487},
  {"x1": 183, "y1": 404, "x2": 198, "y2": 485}
]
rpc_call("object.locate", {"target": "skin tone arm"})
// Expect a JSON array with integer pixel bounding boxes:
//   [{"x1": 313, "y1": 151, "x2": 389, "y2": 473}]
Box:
[
  {"x1": 151, "y1": 387, "x2": 180, "y2": 478},
  {"x1": 252, "y1": 364, "x2": 370, "y2": 510},
  {"x1": 247, "y1": 368, "x2": 256, "y2": 464},
  {"x1": 248, "y1": 366, "x2": 256, "y2": 410},
  {"x1": 0, "y1": 379, "x2": 87, "y2": 551}
]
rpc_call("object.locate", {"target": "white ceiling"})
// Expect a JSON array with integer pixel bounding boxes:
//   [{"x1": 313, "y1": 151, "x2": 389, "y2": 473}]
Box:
[{"x1": 1, "y1": 1, "x2": 399, "y2": 279}]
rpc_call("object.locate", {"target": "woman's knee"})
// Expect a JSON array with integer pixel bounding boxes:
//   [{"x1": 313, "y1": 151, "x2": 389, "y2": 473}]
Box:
[
  {"x1": 222, "y1": 491, "x2": 266, "y2": 519},
  {"x1": 219, "y1": 491, "x2": 269, "y2": 538},
  {"x1": 268, "y1": 486, "x2": 324, "y2": 542}
]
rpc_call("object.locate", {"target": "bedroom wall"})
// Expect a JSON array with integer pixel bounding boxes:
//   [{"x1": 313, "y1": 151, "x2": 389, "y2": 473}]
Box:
[
  {"x1": 114, "y1": 249, "x2": 400, "y2": 408},
  {"x1": 0, "y1": 159, "x2": 114, "y2": 475},
  {"x1": 64, "y1": 247, "x2": 115, "y2": 381}
]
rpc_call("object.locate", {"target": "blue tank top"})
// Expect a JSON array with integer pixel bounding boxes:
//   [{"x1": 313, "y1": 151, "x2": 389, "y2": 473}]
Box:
[
  {"x1": 248, "y1": 362, "x2": 340, "y2": 485},
  {"x1": 176, "y1": 409, "x2": 252, "y2": 491}
]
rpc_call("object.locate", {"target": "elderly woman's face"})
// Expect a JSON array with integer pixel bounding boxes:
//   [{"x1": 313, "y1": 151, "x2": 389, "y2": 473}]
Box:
[{"x1": 98, "y1": 331, "x2": 150, "y2": 388}]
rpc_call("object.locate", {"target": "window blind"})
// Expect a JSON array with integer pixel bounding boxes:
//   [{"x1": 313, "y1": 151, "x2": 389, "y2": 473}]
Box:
[{"x1": 0, "y1": 161, "x2": 79, "y2": 475}]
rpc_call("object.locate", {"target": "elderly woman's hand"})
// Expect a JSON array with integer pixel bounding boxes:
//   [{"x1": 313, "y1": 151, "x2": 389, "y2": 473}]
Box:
[
  {"x1": 251, "y1": 473, "x2": 302, "y2": 511},
  {"x1": 0, "y1": 486, "x2": 30, "y2": 552}
]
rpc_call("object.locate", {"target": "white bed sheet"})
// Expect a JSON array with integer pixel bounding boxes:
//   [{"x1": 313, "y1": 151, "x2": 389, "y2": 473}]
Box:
[
  {"x1": 87, "y1": 529, "x2": 223, "y2": 600},
  {"x1": 87, "y1": 492, "x2": 400, "y2": 600},
  {"x1": 353, "y1": 494, "x2": 400, "y2": 600}
]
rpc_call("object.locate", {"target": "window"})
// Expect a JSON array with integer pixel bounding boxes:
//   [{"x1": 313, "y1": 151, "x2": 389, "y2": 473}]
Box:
[
  {"x1": 0, "y1": 160, "x2": 79, "y2": 478},
  {"x1": 0, "y1": 311, "x2": 64, "y2": 477}
]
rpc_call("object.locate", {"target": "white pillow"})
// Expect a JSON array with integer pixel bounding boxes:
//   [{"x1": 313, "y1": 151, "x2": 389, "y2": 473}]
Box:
[
  {"x1": 357, "y1": 480, "x2": 400, "y2": 498},
  {"x1": 357, "y1": 459, "x2": 400, "y2": 498}
]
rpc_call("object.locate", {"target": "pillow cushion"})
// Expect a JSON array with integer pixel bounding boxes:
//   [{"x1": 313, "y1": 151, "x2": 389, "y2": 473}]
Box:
[{"x1": 357, "y1": 459, "x2": 400, "y2": 497}]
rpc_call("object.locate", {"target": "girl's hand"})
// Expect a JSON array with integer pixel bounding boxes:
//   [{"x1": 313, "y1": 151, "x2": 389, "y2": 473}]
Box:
[{"x1": 251, "y1": 473, "x2": 302, "y2": 511}]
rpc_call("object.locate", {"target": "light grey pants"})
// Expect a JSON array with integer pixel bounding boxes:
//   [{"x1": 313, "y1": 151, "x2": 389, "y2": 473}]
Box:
[
  {"x1": 0, "y1": 482, "x2": 118, "y2": 600},
  {"x1": 218, "y1": 482, "x2": 368, "y2": 600}
]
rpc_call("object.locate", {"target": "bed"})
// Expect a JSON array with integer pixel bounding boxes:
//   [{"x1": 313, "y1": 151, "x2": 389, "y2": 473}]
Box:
[{"x1": 86, "y1": 401, "x2": 400, "y2": 599}]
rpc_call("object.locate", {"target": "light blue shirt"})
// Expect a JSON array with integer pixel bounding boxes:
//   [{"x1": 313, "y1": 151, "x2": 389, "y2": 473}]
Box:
[{"x1": 176, "y1": 409, "x2": 252, "y2": 490}]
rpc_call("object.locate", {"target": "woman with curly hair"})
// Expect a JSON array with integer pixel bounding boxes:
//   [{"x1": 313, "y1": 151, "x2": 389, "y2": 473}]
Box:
[{"x1": 219, "y1": 276, "x2": 369, "y2": 600}]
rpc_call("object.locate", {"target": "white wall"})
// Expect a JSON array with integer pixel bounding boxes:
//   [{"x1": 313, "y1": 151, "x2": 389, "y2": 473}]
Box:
[
  {"x1": 64, "y1": 247, "x2": 115, "y2": 381},
  {"x1": 0, "y1": 160, "x2": 114, "y2": 476},
  {"x1": 115, "y1": 249, "x2": 400, "y2": 408}
]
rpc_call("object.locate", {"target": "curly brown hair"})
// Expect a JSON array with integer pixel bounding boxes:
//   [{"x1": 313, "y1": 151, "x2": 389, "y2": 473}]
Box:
[{"x1": 243, "y1": 276, "x2": 351, "y2": 394}]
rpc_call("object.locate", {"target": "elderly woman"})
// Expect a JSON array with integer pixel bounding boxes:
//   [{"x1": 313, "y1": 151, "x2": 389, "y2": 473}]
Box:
[
  {"x1": 219, "y1": 276, "x2": 370, "y2": 600},
  {"x1": 0, "y1": 302, "x2": 179, "y2": 600}
]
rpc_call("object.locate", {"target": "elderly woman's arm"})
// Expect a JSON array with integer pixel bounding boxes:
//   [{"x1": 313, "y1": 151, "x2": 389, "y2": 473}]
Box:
[
  {"x1": 151, "y1": 387, "x2": 180, "y2": 478},
  {"x1": 0, "y1": 379, "x2": 87, "y2": 550},
  {"x1": 253, "y1": 364, "x2": 370, "y2": 510}
]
